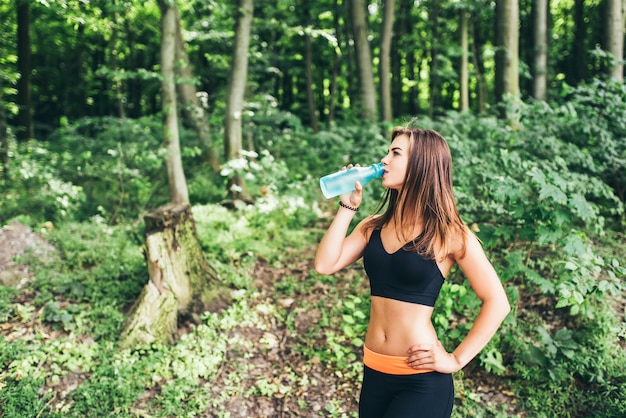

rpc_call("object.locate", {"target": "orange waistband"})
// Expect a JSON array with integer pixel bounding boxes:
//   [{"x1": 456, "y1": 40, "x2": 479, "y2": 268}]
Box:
[{"x1": 363, "y1": 345, "x2": 433, "y2": 375}]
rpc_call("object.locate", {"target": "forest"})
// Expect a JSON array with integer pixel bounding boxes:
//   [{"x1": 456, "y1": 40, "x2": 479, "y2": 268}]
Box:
[{"x1": 0, "y1": 0, "x2": 625, "y2": 417}]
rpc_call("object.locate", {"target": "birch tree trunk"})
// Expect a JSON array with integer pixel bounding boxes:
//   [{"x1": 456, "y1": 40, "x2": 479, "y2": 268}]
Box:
[
  {"x1": 350, "y1": 0, "x2": 378, "y2": 123},
  {"x1": 605, "y1": 0, "x2": 624, "y2": 81},
  {"x1": 224, "y1": 0, "x2": 254, "y2": 202},
  {"x1": 533, "y1": 0, "x2": 548, "y2": 101},
  {"x1": 380, "y1": 0, "x2": 395, "y2": 122}
]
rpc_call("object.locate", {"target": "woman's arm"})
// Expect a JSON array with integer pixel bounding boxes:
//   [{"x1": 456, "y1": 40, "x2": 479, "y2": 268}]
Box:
[
  {"x1": 407, "y1": 230, "x2": 511, "y2": 373},
  {"x1": 314, "y1": 179, "x2": 371, "y2": 275},
  {"x1": 314, "y1": 208, "x2": 369, "y2": 275}
]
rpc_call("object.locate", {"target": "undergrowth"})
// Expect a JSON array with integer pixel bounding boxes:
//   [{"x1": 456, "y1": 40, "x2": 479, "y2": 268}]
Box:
[{"x1": 1, "y1": 81, "x2": 625, "y2": 416}]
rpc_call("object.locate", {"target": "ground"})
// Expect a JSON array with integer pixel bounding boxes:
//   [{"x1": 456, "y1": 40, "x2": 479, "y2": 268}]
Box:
[{"x1": 0, "y1": 221, "x2": 528, "y2": 417}]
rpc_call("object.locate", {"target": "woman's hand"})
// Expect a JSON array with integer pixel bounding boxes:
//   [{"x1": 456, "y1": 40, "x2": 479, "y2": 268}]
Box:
[
  {"x1": 406, "y1": 341, "x2": 462, "y2": 374},
  {"x1": 340, "y1": 164, "x2": 363, "y2": 208}
]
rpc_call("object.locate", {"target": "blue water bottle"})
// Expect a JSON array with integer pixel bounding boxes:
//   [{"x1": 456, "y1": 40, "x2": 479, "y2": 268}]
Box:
[{"x1": 319, "y1": 163, "x2": 385, "y2": 199}]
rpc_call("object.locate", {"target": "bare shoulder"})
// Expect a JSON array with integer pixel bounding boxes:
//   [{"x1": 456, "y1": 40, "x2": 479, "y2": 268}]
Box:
[
  {"x1": 449, "y1": 223, "x2": 475, "y2": 262},
  {"x1": 354, "y1": 214, "x2": 382, "y2": 239}
]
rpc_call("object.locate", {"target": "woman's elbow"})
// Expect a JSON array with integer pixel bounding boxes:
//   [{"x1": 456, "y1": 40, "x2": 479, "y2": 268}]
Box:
[
  {"x1": 499, "y1": 295, "x2": 512, "y2": 319},
  {"x1": 313, "y1": 260, "x2": 333, "y2": 275}
]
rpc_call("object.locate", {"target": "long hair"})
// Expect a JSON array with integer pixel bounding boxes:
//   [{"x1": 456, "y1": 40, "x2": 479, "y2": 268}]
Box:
[{"x1": 363, "y1": 125, "x2": 467, "y2": 260}]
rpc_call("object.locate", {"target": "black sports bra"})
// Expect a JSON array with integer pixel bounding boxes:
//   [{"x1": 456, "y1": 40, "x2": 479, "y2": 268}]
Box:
[{"x1": 362, "y1": 229, "x2": 445, "y2": 307}]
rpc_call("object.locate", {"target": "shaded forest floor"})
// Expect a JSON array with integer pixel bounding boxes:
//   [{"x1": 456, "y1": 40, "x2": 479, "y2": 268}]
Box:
[
  {"x1": 0, "y1": 221, "x2": 526, "y2": 417},
  {"x1": 4, "y1": 221, "x2": 625, "y2": 417}
]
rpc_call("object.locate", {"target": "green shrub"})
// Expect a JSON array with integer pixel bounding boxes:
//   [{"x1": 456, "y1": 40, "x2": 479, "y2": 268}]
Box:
[{"x1": 0, "y1": 140, "x2": 85, "y2": 224}]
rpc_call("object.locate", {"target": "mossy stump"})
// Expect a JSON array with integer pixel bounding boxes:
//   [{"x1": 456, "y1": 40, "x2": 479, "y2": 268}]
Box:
[{"x1": 120, "y1": 203, "x2": 231, "y2": 348}]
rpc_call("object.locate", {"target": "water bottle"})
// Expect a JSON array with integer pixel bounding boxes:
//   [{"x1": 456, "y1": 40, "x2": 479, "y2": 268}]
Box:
[{"x1": 319, "y1": 163, "x2": 385, "y2": 199}]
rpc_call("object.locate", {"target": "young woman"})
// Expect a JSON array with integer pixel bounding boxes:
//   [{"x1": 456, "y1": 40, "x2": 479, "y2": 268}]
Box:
[{"x1": 314, "y1": 126, "x2": 511, "y2": 417}]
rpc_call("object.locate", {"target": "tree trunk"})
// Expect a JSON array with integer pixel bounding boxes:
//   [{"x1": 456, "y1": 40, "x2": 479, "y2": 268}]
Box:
[
  {"x1": 172, "y1": 6, "x2": 219, "y2": 170},
  {"x1": 350, "y1": 0, "x2": 378, "y2": 123},
  {"x1": 459, "y1": 8, "x2": 469, "y2": 113},
  {"x1": 328, "y1": 0, "x2": 341, "y2": 123},
  {"x1": 571, "y1": 0, "x2": 586, "y2": 83},
  {"x1": 121, "y1": 2, "x2": 229, "y2": 348},
  {"x1": 391, "y1": 0, "x2": 403, "y2": 117},
  {"x1": 224, "y1": 0, "x2": 254, "y2": 202},
  {"x1": 605, "y1": 0, "x2": 624, "y2": 81},
  {"x1": 0, "y1": 76, "x2": 8, "y2": 180},
  {"x1": 428, "y1": 0, "x2": 441, "y2": 118},
  {"x1": 533, "y1": 0, "x2": 549, "y2": 100},
  {"x1": 470, "y1": 13, "x2": 487, "y2": 113},
  {"x1": 120, "y1": 204, "x2": 230, "y2": 348},
  {"x1": 160, "y1": 0, "x2": 189, "y2": 205},
  {"x1": 495, "y1": 0, "x2": 520, "y2": 121},
  {"x1": 16, "y1": 0, "x2": 34, "y2": 141},
  {"x1": 303, "y1": 1, "x2": 319, "y2": 132},
  {"x1": 379, "y1": 0, "x2": 395, "y2": 123}
]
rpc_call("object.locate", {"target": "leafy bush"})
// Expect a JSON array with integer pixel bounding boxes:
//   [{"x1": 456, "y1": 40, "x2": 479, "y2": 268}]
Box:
[
  {"x1": 25, "y1": 219, "x2": 146, "y2": 338},
  {"x1": 0, "y1": 140, "x2": 85, "y2": 224},
  {"x1": 1, "y1": 80, "x2": 625, "y2": 417}
]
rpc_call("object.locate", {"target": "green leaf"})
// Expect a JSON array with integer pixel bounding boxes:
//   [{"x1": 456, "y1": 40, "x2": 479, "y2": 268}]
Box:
[
  {"x1": 569, "y1": 193, "x2": 596, "y2": 222},
  {"x1": 539, "y1": 183, "x2": 568, "y2": 205}
]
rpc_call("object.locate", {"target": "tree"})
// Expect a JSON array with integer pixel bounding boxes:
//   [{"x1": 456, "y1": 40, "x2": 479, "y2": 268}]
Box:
[
  {"x1": 459, "y1": 6, "x2": 470, "y2": 112},
  {"x1": 120, "y1": 0, "x2": 229, "y2": 348},
  {"x1": 495, "y1": 0, "x2": 520, "y2": 117},
  {"x1": 427, "y1": 0, "x2": 442, "y2": 118},
  {"x1": 328, "y1": 0, "x2": 342, "y2": 123},
  {"x1": 350, "y1": 0, "x2": 377, "y2": 123},
  {"x1": 160, "y1": 4, "x2": 189, "y2": 206},
  {"x1": 532, "y1": 0, "x2": 549, "y2": 101},
  {"x1": 16, "y1": 0, "x2": 33, "y2": 141},
  {"x1": 379, "y1": 0, "x2": 395, "y2": 122},
  {"x1": 570, "y1": 0, "x2": 587, "y2": 83},
  {"x1": 224, "y1": 0, "x2": 255, "y2": 202},
  {"x1": 0, "y1": 75, "x2": 7, "y2": 179},
  {"x1": 302, "y1": 0, "x2": 320, "y2": 132},
  {"x1": 605, "y1": 0, "x2": 624, "y2": 81},
  {"x1": 470, "y1": 6, "x2": 490, "y2": 114},
  {"x1": 173, "y1": 5, "x2": 219, "y2": 170}
]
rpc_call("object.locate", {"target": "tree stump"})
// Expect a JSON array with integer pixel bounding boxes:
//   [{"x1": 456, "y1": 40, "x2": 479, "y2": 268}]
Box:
[{"x1": 120, "y1": 203, "x2": 231, "y2": 347}]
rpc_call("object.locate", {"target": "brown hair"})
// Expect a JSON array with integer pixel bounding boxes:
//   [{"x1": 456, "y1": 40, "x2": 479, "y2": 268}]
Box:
[{"x1": 363, "y1": 125, "x2": 467, "y2": 260}]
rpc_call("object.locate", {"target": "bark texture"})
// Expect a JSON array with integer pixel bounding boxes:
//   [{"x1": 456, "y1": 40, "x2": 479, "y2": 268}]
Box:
[
  {"x1": 533, "y1": 0, "x2": 548, "y2": 101},
  {"x1": 224, "y1": 0, "x2": 255, "y2": 202},
  {"x1": 350, "y1": 0, "x2": 378, "y2": 123},
  {"x1": 606, "y1": 0, "x2": 624, "y2": 81},
  {"x1": 120, "y1": 204, "x2": 230, "y2": 347},
  {"x1": 379, "y1": 0, "x2": 395, "y2": 122}
]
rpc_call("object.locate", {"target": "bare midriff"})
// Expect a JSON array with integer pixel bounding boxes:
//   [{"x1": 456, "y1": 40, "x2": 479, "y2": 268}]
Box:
[{"x1": 364, "y1": 296, "x2": 438, "y2": 357}]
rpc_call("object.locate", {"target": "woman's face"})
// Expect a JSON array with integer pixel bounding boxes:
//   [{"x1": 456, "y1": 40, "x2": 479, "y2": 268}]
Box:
[{"x1": 381, "y1": 133, "x2": 410, "y2": 191}]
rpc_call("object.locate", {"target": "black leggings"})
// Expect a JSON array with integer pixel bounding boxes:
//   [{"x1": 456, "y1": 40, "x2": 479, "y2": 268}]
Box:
[{"x1": 358, "y1": 366, "x2": 454, "y2": 418}]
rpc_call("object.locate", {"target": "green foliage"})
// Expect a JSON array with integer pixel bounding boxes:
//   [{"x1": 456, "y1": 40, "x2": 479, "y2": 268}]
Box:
[
  {"x1": 509, "y1": 298, "x2": 626, "y2": 417},
  {"x1": 45, "y1": 117, "x2": 168, "y2": 222},
  {"x1": 24, "y1": 220, "x2": 146, "y2": 339},
  {"x1": 1, "y1": 80, "x2": 625, "y2": 416},
  {"x1": 0, "y1": 140, "x2": 85, "y2": 224}
]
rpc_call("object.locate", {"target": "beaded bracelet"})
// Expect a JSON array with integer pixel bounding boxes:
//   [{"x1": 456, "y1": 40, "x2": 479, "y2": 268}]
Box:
[{"x1": 339, "y1": 201, "x2": 359, "y2": 212}]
